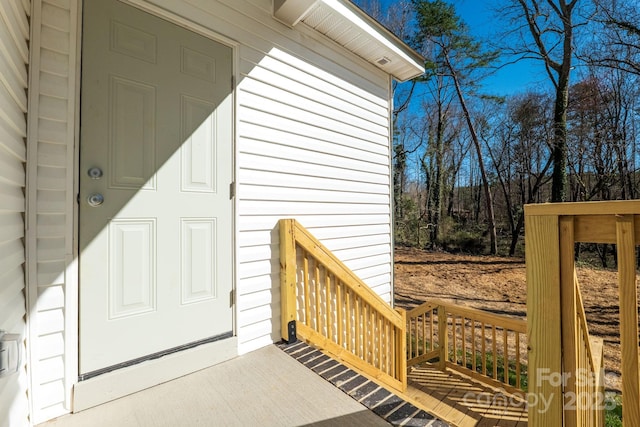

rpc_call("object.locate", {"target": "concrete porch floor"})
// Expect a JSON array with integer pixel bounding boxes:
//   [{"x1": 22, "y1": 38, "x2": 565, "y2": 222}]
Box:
[{"x1": 39, "y1": 345, "x2": 391, "y2": 427}]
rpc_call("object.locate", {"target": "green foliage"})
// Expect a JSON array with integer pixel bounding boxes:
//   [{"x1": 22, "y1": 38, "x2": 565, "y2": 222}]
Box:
[
  {"x1": 436, "y1": 219, "x2": 486, "y2": 253},
  {"x1": 411, "y1": 0, "x2": 500, "y2": 79},
  {"x1": 411, "y1": 0, "x2": 460, "y2": 38},
  {"x1": 605, "y1": 394, "x2": 622, "y2": 426},
  {"x1": 394, "y1": 195, "x2": 427, "y2": 247},
  {"x1": 440, "y1": 229, "x2": 485, "y2": 253}
]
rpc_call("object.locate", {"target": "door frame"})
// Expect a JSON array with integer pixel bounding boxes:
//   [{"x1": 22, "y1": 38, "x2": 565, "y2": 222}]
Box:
[{"x1": 72, "y1": 0, "x2": 240, "y2": 411}]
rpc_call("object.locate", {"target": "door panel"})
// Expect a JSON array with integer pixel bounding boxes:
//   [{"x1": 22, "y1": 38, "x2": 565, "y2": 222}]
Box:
[{"x1": 79, "y1": 0, "x2": 233, "y2": 375}]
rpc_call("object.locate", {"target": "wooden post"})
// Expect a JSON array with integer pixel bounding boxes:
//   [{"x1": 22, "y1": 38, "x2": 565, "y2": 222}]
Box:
[
  {"x1": 396, "y1": 308, "x2": 407, "y2": 391},
  {"x1": 279, "y1": 219, "x2": 298, "y2": 343},
  {"x1": 559, "y1": 216, "x2": 578, "y2": 427},
  {"x1": 438, "y1": 305, "x2": 448, "y2": 370},
  {"x1": 525, "y1": 211, "x2": 563, "y2": 427},
  {"x1": 615, "y1": 215, "x2": 640, "y2": 425}
]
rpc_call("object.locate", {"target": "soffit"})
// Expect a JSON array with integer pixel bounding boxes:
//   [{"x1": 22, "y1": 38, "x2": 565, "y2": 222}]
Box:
[{"x1": 274, "y1": 0, "x2": 425, "y2": 82}]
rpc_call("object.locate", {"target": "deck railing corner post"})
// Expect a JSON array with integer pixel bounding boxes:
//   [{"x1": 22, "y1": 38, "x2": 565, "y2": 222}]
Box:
[
  {"x1": 280, "y1": 219, "x2": 298, "y2": 344},
  {"x1": 397, "y1": 308, "x2": 407, "y2": 390}
]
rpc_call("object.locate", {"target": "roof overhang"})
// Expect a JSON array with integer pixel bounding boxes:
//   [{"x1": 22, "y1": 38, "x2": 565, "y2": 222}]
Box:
[{"x1": 273, "y1": 0, "x2": 425, "y2": 82}]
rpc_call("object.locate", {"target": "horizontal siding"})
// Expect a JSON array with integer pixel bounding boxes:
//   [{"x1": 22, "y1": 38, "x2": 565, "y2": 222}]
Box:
[
  {"x1": 231, "y1": 0, "x2": 393, "y2": 352},
  {"x1": 0, "y1": 0, "x2": 30, "y2": 426},
  {"x1": 28, "y1": 0, "x2": 77, "y2": 423}
]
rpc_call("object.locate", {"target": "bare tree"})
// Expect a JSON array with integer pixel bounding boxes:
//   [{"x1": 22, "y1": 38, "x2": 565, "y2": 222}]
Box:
[
  {"x1": 501, "y1": 0, "x2": 585, "y2": 202},
  {"x1": 586, "y1": 0, "x2": 640, "y2": 76},
  {"x1": 486, "y1": 92, "x2": 553, "y2": 255}
]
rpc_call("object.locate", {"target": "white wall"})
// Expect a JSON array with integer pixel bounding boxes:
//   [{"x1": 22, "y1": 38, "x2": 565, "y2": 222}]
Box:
[
  {"x1": 0, "y1": 1, "x2": 31, "y2": 426},
  {"x1": 236, "y1": 46, "x2": 393, "y2": 353},
  {"x1": 25, "y1": 0, "x2": 394, "y2": 422}
]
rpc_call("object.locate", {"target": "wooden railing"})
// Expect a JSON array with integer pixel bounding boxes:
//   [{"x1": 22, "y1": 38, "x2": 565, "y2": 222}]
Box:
[
  {"x1": 525, "y1": 201, "x2": 640, "y2": 426},
  {"x1": 574, "y1": 270, "x2": 606, "y2": 427},
  {"x1": 279, "y1": 219, "x2": 407, "y2": 393},
  {"x1": 406, "y1": 300, "x2": 527, "y2": 396}
]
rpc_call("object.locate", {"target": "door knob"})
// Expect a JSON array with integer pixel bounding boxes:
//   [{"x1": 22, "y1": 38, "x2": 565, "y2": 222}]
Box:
[
  {"x1": 88, "y1": 167, "x2": 103, "y2": 179},
  {"x1": 87, "y1": 193, "x2": 104, "y2": 207}
]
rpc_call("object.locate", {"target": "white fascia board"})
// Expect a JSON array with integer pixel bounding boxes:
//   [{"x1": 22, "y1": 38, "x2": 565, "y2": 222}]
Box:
[{"x1": 322, "y1": 0, "x2": 424, "y2": 81}]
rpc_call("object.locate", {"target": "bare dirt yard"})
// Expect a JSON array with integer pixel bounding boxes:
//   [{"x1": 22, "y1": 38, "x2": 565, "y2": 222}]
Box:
[{"x1": 393, "y1": 246, "x2": 627, "y2": 392}]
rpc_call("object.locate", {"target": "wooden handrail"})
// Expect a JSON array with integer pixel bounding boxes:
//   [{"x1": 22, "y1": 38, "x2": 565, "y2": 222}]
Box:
[
  {"x1": 279, "y1": 219, "x2": 406, "y2": 393},
  {"x1": 408, "y1": 299, "x2": 527, "y2": 334},
  {"x1": 406, "y1": 299, "x2": 527, "y2": 396}
]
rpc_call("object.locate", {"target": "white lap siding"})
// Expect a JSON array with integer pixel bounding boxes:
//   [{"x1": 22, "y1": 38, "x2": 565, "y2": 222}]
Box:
[
  {"x1": 27, "y1": 0, "x2": 80, "y2": 423},
  {"x1": 237, "y1": 47, "x2": 393, "y2": 352},
  {"x1": 0, "y1": 1, "x2": 30, "y2": 426}
]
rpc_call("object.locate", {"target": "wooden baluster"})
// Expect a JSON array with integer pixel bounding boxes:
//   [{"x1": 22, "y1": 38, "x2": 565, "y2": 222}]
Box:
[
  {"x1": 471, "y1": 321, "x2": 477, "y2": 373},
  {"x1": 515, "y1": 332, "x2": 521, "y2": 389},
  {"x1": 355, "y1": 296, "x2": 361, "y2": 358},
  {"x1": 377, "y1": 311, "x2": 383, "y2": 369},
  {"x1": 345, "y1": 288, "x2": 352, "y2": 352},
  {"x1": 336, "y1": 280, "x2": 342, "y2": 347},
  {"x1": 481, "y1": 323, "x2": 487, "y2": 376},
  {"x1": 314, "y1": 261, "x2": 321, "y2": 333},
  {"x1": 386, "y1": 319, "x2": 391, "y2": 374},
  {"x1": 381, "y1": 318, "x2": 386, "y2": 373},
  {"x1": 325, "y1": 270, "x2": 331, "y2": 339},
  {"x1": 391, "y1": 320, "x2": 396, "y2": 379},
  {"x1": 461, "y1": 317, "x2": 467, "y2": 369},
  {"x1": 503, "y1": 328, "x2": 509, "y2": 384},
  {"x1": 422, "y1": 313, "x2": 427, "y2": 356},
  {"x1": 438, "y1": 305, "x2": 448, "y2": 370},
  {"x1": 492, "y1": 325, "x2": 497, "y2": 380},
  {"x1": 430, "y1": 309, "x2": 434, "y2": 352},
  {"x1": 452, "y1": 315, "x2": 458, "y2": 365},
  {"x1": 363, "y1": 302, "x2": 368, "y2": 361},
  {"x1": 407, "y1": 317, "x2": 416, "y2": 358},
  {"x1": 370, "y1": 306, "x2": 376, "y2": 365},
  {"x1": 303, "y1": 251, "x2": 310, "y2": 325}
]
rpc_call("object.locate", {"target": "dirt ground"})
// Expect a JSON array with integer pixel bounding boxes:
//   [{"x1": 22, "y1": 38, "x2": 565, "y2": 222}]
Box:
[{"x1": 393, "y1": 246, "x2": 628, "y2": 392}]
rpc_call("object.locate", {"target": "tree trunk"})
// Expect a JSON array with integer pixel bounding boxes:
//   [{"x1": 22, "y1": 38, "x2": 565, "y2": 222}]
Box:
[
  {"x1": 431, "y1": 105, "x2": 445, "y2": 247},
  {"x1": 445, "y1": 54, "x2": 498, "y2": 254},
  {"x1": 550, "y1": 75, "x2": 569, "y2": 202}
]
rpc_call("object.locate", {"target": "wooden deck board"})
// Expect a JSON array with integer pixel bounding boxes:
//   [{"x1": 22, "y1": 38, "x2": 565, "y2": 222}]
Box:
[
  {"x1": 38, "y1": 345, "x2": 391, "y2": 427},
  {"x1": 406, "y1": 364, "x2": 528, "y2": 427}
]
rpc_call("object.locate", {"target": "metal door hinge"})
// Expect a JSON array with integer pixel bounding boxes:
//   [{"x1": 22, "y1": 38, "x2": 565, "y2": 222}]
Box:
[
  {"x1": 229, "y1": 182, "x2": 236, "y2": 199},
  {"x1": 230, "y1": 289, "x2": 235, "y2": 307}
]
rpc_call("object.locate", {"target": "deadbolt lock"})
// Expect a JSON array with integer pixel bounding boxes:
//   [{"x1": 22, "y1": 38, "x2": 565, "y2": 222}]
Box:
[{"x1": 88, "y1": 167, "x2": 103, "y2": 179}]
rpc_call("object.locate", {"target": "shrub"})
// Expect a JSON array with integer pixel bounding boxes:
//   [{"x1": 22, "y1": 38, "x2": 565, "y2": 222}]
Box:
[{"x1": 440, "y1": 229, "x2": 485, "y2": 253}]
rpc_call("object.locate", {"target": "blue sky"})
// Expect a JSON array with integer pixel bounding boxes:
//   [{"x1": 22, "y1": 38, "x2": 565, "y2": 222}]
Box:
[
  {"x1": 450, "y1": 0, "x2": 548, "y2": 96},
  {"x1": 374, "y1": 0, "x2": 551, "y2": 96}
]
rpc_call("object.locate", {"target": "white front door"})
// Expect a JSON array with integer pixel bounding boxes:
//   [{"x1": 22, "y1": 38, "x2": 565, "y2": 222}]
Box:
[{"x1": 79, "y1": 0, "x2": 234, "y2": 376}]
